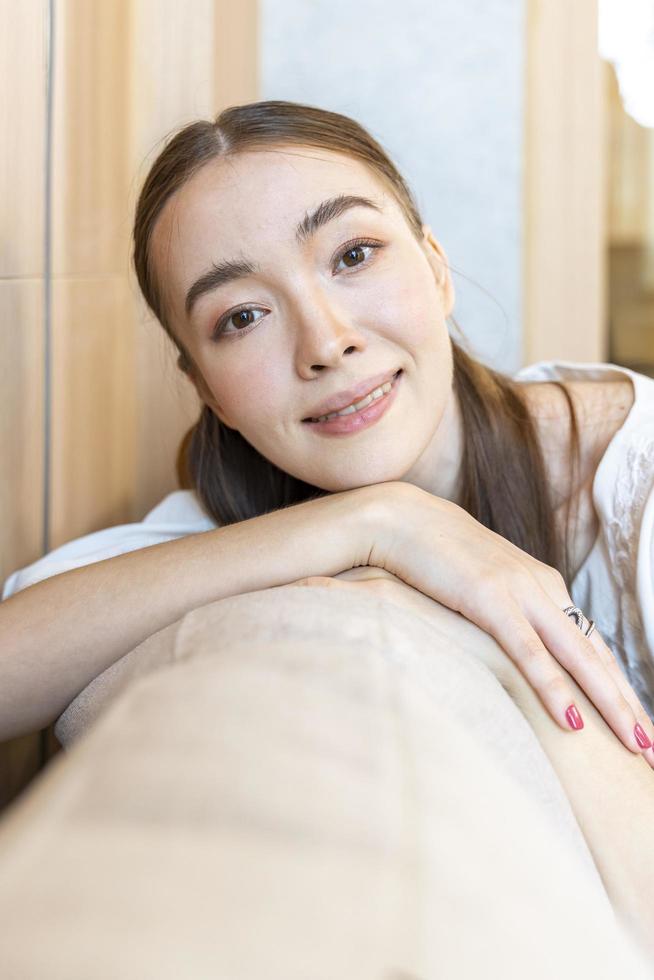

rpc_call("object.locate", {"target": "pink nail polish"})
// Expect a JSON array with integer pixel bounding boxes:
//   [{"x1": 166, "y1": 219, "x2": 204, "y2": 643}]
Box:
[
  {"x1": 634, "y1": 724, "x2": 652, "y2": 749},
  {"x1": 566, "y1": 704, "x2": 584, "y2": 730}
]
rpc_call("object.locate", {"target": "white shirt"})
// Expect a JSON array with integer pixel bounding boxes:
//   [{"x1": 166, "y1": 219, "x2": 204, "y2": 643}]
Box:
[
  {"x1": 514, "y1": 361, "x2": 654, "y2": 721},
  {"x1": 1, "y1": 491, "x2": 218, "y2": 600},
  {"x1": 4, "y1": 360, "x2": 654, "y2": 719}
]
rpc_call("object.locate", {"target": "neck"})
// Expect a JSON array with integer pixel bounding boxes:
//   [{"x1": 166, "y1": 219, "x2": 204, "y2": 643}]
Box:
[{"x1": 400, "y1": 382, "x2": 465, "y2": 505}]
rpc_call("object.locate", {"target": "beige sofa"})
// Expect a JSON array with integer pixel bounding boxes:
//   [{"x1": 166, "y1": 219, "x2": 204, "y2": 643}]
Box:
[{"x1": 0, "y1": 584, "x2": 651, "y2": 979}]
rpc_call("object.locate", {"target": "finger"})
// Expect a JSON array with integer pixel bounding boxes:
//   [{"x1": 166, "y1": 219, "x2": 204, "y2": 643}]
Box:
[
  {"x1": 586, "y1": 629, "x2": 654, "y2": 771},
  {"x1": 483, "y1": 598, "x2": 593, "y2": 733},
  {"x1": 529, "y1": 594, "x2": 654, "y2": 757},
  {"x1": 526, "y1": 565, "x2": 654, "y2": 764}
]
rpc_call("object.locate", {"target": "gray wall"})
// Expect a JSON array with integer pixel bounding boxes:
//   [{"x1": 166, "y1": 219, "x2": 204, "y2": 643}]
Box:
[{"x1": 260, "y1": 0, "x2": 525, "y2": 373}]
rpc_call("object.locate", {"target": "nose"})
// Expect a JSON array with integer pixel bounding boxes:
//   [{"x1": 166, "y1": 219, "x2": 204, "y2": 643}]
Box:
[{"x1": 293, "y1": 289, "x2": 368, "y2": 375}]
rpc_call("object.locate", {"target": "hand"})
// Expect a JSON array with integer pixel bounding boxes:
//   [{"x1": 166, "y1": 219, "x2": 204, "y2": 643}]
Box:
[{"x1": 290, "y1": 481, "x2": 654, "y2": 767}]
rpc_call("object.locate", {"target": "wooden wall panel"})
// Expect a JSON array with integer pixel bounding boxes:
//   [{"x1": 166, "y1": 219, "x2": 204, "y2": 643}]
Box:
[
  {"x1": 0, "y1": 1, "x2": 46, "y2": 811},
  {"x1": 0, "y1": 0, "x2": 45, "y2": 278},
  {"x1": 214, "y1": 0, "x2": 259, "y2": 111},
  {"x1": 52, "y1": 0, "x2": 131, "y2": 277},
  {"x1": 50, "y1": 276, "x2": 136, "y2": 545},
  {"x1": 523, "y1": 0, "x2": 607, "y2": 364},
  {"x1": 0, "y1": 281, "x2": 46, "y2": 809},
  {"x1": 49, "y1": 1, "x2": 136, "y2": 542},
  {"x1": 0, "y1": 281, "x2": 44, "y2": 576}
]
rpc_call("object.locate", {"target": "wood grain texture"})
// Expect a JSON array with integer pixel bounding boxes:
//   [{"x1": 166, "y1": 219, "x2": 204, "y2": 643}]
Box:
[
  {"x1": 523, "y1": 0, "x2": 607, "y2": 364},
  {"x1": 0, "y1": 0, "x2": 47, "y2": 809},
  {"x1": 0, "y1": 0, "x2": 45, "y2": 278},
  {"x1": 0, "y1": 280, "x2": 44, "y2": 580},
  {"x1": 51, "y1": 0, "x2": 131, "y2": 277},
  {"x1": 50, "y1": 275, "x2": 137, "y2": 545}
]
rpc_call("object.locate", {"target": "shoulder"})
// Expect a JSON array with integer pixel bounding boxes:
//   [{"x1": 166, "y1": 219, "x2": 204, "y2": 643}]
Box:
[
  {"x1": 520, "y1": 376, "x2": 635, "y2": 457},
  {"x1": 520, "y1": 376, "x2": 635, "y2": 430},
  {"x1": 519, "y1": 377, "x2": 635, "y2": 504}
]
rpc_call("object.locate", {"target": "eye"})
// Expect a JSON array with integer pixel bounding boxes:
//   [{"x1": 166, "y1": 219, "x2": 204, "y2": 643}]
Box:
[
  {"x1": 211, "y1": 238, "x2": 384, "y2": 341},
  {"x1": 333, "y1": 238, "x2": 383, "y2": 273},
  {"x1": 211, "y1": 306, "x2": 266, "y2": 341}
]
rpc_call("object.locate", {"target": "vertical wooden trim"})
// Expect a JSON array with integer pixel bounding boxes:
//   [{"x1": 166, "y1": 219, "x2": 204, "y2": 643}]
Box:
[
  {"x1": 213, "y1": 0, "x2": 259, "y2": 111},
  {"x1": 0, "y1": 0, "x2": 50, "y2": 810},
  {"x1": 523, "y1": 0, "x2": 607, "y2": 365}
]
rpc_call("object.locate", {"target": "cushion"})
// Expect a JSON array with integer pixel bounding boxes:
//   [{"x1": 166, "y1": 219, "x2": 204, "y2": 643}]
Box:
[{"x1": 0, "y1": 584, "x2": 649, "y2": 978}]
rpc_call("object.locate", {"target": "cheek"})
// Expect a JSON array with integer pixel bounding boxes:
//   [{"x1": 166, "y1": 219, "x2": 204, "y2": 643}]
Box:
[
  {"x1": 371, "y1": 258, "x2": 445, "y2": 349},
  {"x1": 206, "y1": 363, "x2": 284, "y2": 429}
]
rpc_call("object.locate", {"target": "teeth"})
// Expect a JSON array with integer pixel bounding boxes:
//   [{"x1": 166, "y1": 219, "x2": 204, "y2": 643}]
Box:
[{"x1": 312, "y1": 378, "x2": 394, "y2": 423}]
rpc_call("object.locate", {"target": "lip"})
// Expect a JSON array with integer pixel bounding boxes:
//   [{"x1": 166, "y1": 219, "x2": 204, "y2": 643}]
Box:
[
  {"x1": 302, "y1": 368, "x2": 401, "y2": 421},
  {"x1": 303, "y1": 369, "x2": 402, "y2": 436}
]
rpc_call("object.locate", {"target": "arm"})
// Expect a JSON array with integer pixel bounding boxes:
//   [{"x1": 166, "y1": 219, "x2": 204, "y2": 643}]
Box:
[
  {"x1": 0, "y1": 485, "x2": 382, "y2": 743},
  {"x1": 326, "y1": 566, "x2": 654, "y2": 961},
  {"x1": 501, "y1": 649, "x2": 654, "y2": 962}
]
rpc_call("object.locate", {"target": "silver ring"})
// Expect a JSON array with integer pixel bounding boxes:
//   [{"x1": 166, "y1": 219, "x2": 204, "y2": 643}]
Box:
[{"x1": 563, "y1": 605, "x2": 596, "y2": 639}]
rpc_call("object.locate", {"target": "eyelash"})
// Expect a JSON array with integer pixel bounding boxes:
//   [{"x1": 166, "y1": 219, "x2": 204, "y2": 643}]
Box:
[{"x1": 210, "y1": 237, "x2": 384, "y2": 341}]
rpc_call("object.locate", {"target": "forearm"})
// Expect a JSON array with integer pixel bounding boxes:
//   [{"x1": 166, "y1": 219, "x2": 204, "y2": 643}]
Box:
[
  {"x1": 334, "y1": 478, "x2": 654, "y2": 958},
  {"x1": 367, "y1": 572, "x2": 654, "y2": 959},
  {"x1": 0, "y1": 486, "x2": 380, "y2": 742},
  {"x1": 501, "y1": 654, "x2": 654, "y2": 959}
]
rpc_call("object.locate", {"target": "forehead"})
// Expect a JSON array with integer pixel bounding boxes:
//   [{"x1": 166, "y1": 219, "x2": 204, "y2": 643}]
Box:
[
  {"x1": 156, "y1": 146, "x2": 394, "y2": 255},
  {"x1": 165, "y1": 145, "x2": 393, "y2": 235}
]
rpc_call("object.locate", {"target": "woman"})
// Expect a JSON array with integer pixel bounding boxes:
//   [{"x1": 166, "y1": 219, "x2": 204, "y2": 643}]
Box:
[
  {"x1": 3, "y1": 97, "x2": 654, "y2": 956},
  {"x1": 5, "y1": 102, "x2": 654, "y2": 744},
  {"x1": 3, "y1": 100, "x2": 654, "y2": 755}
]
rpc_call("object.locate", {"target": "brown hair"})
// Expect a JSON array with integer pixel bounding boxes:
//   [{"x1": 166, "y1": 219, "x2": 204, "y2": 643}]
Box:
[{"x1": 132, "y1": 99, "x2": 581, "y2": 585}]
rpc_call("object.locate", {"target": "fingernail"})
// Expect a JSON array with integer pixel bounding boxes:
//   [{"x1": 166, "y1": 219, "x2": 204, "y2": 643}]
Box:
[
  {"x1": 566, "y1": 704, "x2": 584, "y2": 730},
  {"x1": 634, "y1": 723, "x2": 652, "y2": 749}
]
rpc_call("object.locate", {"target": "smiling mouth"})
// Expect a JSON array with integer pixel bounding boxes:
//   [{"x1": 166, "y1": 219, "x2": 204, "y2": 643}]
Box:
[{"x1": 302, "y1": 369, "x2": 402, "y2": 423}]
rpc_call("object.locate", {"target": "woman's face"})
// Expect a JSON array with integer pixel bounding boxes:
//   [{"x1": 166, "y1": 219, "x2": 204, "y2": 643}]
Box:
[{"x1": 151, "y1": 145, "x2": 458, "y2": 494}]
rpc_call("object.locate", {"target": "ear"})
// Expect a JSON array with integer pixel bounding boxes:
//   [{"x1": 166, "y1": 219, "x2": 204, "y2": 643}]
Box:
[{"x1": 421, "y1": 224, "x2": 455, "y2": 317}]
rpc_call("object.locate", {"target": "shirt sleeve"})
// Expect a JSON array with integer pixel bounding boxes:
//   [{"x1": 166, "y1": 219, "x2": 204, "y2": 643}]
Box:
[{"x1": 1, "y1": 491, "x2": 218, "y2": 602}]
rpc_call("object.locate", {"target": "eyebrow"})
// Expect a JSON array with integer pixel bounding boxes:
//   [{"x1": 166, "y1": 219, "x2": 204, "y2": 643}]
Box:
[{"x1": 184, "y1": 193, "x2": 383, "y2": 319}]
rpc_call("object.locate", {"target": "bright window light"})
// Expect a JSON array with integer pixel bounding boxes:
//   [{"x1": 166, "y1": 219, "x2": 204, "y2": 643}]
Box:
[{"x1": 599, "y1": 0, "x2": 654, "y2": 128}]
